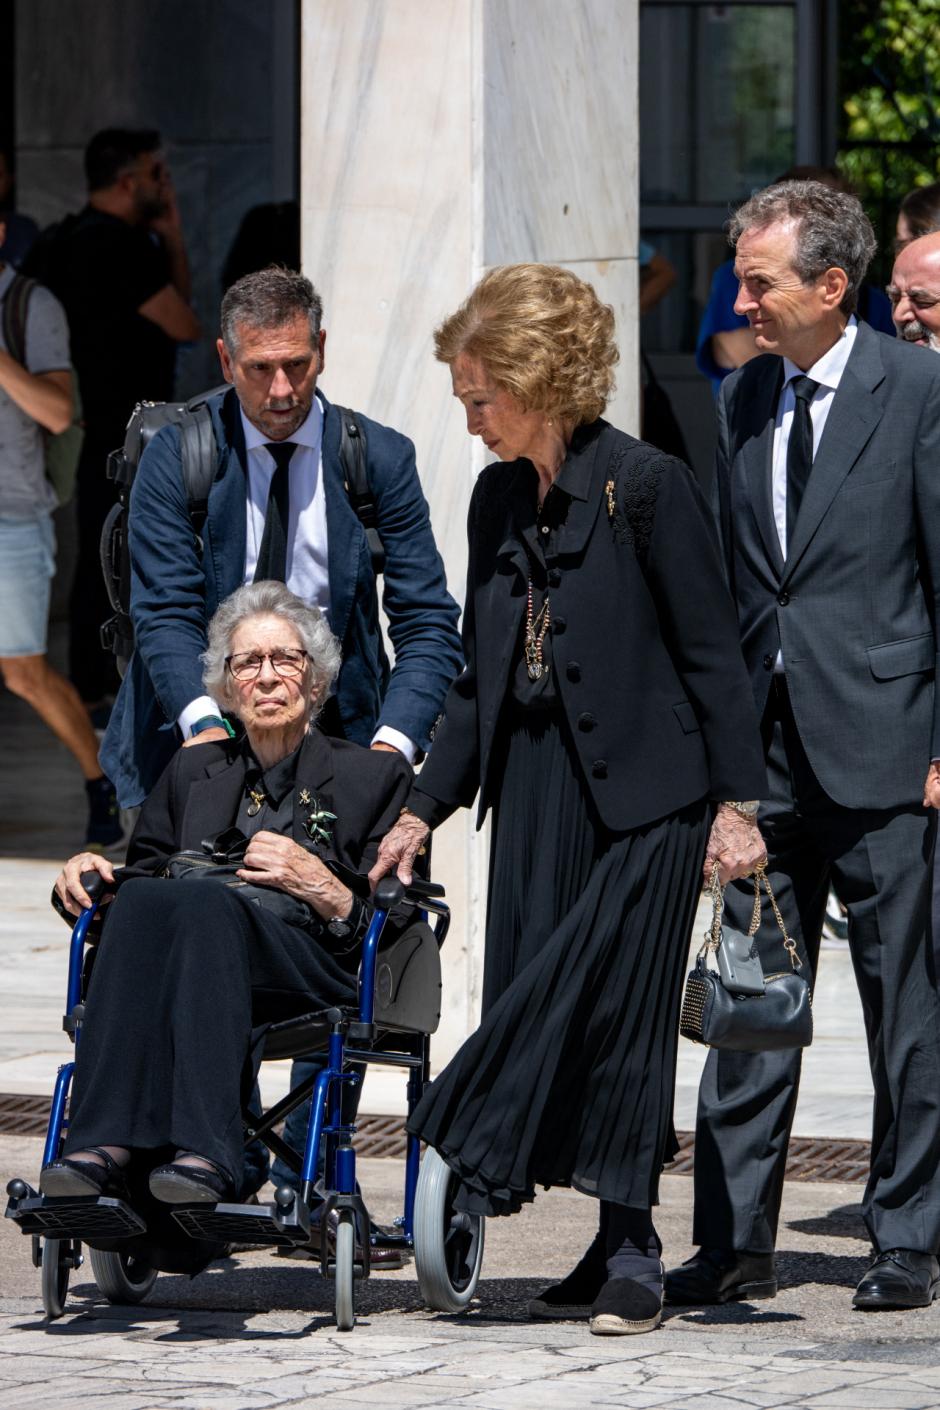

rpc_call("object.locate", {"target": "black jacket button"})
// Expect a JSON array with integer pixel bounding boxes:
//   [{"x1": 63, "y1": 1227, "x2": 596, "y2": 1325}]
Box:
[
  {"x1": 554, "y1": 616, "x2": 567, "y2": 634},
  {"x1": 763, "y1": 654, "x2": 774, "y2": 670},
  {"x1": 777, "y1": 591, "x2": 790, "y2": 606},
  {"x1": 591, "y1": 759, "x2": 608, "y2": 779},
  {"x1": 577, "y1": 712, "x2": 596, "y2": 731},
  {"x1": 566, "y1": 661, "x2": 581, "y2": 683},
  {"x1": 548, "y1": 568, "x2": 561, "y2": 587}
]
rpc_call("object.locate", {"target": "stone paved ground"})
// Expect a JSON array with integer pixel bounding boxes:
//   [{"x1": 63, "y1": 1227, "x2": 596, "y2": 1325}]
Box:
[{"x1": 4, "y1": 1139, "x2": 940, "y2": 1408}]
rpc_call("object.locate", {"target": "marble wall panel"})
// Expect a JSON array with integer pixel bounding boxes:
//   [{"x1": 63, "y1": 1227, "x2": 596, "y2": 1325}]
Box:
[{"x1": 482, "y1": 0, "x2": 638, "y2": 267}]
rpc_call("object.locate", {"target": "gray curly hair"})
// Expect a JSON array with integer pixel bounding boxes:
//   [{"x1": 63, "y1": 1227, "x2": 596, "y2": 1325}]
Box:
[
  {"x1": 201, "y1": 581, "x2": 341, "y2": 716},
  {"x1": 728, "y1": 179, "x2": 877, "y2": 316}
]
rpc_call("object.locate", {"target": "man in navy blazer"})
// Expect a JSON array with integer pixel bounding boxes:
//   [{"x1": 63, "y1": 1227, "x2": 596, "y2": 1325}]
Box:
[{"x1": 100, "y1": 266, "x2": 462, "y2": 807}]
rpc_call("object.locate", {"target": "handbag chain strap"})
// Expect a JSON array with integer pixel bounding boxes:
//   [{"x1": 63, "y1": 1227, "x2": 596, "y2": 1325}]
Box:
[{"x1": 704, "y1": 863, "x2": 802, "y2": 970}]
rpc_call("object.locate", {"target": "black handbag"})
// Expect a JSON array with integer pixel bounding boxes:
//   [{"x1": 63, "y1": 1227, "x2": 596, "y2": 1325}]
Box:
[
  {"x1": 163, "y1": 828, "x2": 316, "y2": 931},
  {"x1": 679, "y1": 866, "x2": 812, "y2": 1052}
]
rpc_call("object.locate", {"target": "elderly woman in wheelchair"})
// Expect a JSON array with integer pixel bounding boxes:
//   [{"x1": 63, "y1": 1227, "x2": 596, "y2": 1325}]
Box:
[
  {"x1": 44, "y1": 578, "x2": 414, "y2": 1206},
  {"x1": 9, "y1": 579, "x2": 479, "y2": 1328}
]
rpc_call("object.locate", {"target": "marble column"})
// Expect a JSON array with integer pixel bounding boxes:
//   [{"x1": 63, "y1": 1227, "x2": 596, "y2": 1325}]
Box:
[{"x1": 301, "y1": 0, "x2": 639, "y2": 1067}]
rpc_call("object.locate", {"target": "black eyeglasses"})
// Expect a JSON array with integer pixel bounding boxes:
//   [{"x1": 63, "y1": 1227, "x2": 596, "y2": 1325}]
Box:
[{"x1": 225, "y1": 649, "x2": 309, "y2": 681}]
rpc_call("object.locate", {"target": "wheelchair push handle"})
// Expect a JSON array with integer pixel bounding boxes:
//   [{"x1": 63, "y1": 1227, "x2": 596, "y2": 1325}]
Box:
[
  {"x1": 372, "y1": 875, "x2": 445, "y2": 910},
  {"x1": 79, "y1": 870, "x2": 111, "y2": 903}
]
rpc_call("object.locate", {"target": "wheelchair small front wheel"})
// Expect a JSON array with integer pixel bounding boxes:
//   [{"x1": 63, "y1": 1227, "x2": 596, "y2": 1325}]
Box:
[
  {"x1": 334, "y1": 1210, "x2": 356, "y2": 1331},
  {"x1": 89, "y1": 1247, "x2": 158, "y2": 1305},
  {"x1": 41, "y1": 1238, "x2": 78, "y2": 1320},
  {"x1": 414, "y1": 1147, "x2": 484, "y2": 1313}
]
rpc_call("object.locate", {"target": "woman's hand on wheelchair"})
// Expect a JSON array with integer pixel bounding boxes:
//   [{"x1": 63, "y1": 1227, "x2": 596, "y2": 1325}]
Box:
[
  {"x1": 237, "y1": 830, "x2": 353, "y2": 920},
  {"x1": 368, "y1": 811, "x2": 431, "y2": 889},
  {"x1": 55, "y1": 853, "x2": 118, "y2": 917}
]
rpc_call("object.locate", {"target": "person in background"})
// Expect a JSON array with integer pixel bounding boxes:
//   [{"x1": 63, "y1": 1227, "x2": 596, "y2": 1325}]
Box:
[
  {"x1": 638, "y1": 239, "x2": 677, "y2": 315},
  {"x1": 0, "y1": 214, "x2": 119, "y2": 847},
  {"x1": 895, "y1": 182, "x2": 940, "y2": 251},
  {"x1": 0, "y1": 147, "x2": 38, "y2": 269},
  {"x1": 695, "y1": 167, "x2": 896, "y2": 394},
  {"x1": 888, "y1": 231, "x2": 940, "y2": 351},
  {"x1": 30, "y1": 128, "x2": 201, "y2": 720}
]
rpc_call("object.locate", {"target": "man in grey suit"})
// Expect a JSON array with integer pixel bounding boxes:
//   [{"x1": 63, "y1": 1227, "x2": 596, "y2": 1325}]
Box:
[{"x1": 666, "y1": 180, "x2": 940, "y2": 1312}]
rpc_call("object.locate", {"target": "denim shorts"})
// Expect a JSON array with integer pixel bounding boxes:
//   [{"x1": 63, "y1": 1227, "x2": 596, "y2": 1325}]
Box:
[{"x1": 0, "y1": 513, "x2": 56, "y2": 656}]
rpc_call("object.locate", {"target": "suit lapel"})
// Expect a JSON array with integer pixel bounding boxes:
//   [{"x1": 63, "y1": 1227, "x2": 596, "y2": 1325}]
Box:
[
  {"x1": 737, "y1": 361, "x2": 784, "y2": 577},
  {"x1": 320, "y1": 395, "x2": 364, "y2": 647},
  {"x1": 782, "y1": 327, "x2": 885, "y2": 583},
  {"x1": 291, "y1": 728, "x2": 337, "y2": 848},
  {"x1": 180, "y1": 750, "x2": 246, "y2": 850}
]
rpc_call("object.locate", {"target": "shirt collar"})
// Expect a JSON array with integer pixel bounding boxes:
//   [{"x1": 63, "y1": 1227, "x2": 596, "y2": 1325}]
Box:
[
  {"x1": 240, "y1": 393, "x2": 324, "y2": 454},
  {"x1": 782, "y1": 316, "x2": 858, "y2": 394}
]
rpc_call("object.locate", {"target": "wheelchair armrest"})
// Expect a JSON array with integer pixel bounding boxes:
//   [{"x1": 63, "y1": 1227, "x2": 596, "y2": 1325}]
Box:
[{"x1": 372, "y1": 875, "x2": 445, "y2": 910}]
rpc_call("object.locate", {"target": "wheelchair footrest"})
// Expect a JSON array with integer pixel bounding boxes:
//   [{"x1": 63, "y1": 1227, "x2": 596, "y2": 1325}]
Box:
[
  {"x1": 5, "y1": 1194, "x2": 146, "y2": 1241},
  {"x1": 170, "y1": 1199, "x2": 312, "y2": 1248}
]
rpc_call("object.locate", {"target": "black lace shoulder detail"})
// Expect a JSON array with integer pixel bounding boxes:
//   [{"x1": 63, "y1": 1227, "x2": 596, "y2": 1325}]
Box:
[{"x1": 608, "y1": 442, "x2": 671, "y2": 569}]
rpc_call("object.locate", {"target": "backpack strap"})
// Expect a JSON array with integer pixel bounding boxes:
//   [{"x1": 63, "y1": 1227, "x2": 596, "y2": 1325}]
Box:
[
  {"x1": 333, "y1": 404, "x2": 386, "y2": 576},
  {"x1": 178, "y1": 399, "x2": 220, "y2": 538},
  {"x1": 1, "y1": 274, "x2": 36, "y2": 367}
]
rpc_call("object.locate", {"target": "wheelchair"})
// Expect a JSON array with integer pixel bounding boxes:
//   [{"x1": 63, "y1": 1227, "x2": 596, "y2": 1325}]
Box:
[{"x1": 5, "y1": 871, "x2": 485, "y2": 1330}]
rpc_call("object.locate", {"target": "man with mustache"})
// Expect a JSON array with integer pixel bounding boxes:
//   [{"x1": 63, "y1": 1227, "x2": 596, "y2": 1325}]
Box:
[{"x1": 888, "y1": 232, "x2": 940, "y2": 353}]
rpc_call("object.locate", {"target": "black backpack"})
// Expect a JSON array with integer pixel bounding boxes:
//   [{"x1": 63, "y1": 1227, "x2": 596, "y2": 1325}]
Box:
[{"x1": 99, "y1": 393, "x2": 384, "y2": 678}]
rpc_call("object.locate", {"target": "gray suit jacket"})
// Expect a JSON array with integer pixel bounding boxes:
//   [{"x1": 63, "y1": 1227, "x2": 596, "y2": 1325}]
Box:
[{"x1": 714, "y1": 321, "x2": 940, "y2": 811}]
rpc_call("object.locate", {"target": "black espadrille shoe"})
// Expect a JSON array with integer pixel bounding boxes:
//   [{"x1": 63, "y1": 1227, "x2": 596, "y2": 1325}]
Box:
[{"x1": 589, "y1": 1268, "x2": 664, "y2": 1335}]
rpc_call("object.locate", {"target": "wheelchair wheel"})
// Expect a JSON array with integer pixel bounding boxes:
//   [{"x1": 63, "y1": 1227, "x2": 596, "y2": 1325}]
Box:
[
  {"x1": 41, "y1": 1238, "x2": 76, "y2": 1320},
  {"x1": 414, "y1": 1147, "x2": 484, "y2": 1313},
  {"x1": 88, "y1": 1247, "x2": 158, "y2": 1305},
  {"x1": 334, "y1": 1210, "x2": 356, "y2": 1331}
]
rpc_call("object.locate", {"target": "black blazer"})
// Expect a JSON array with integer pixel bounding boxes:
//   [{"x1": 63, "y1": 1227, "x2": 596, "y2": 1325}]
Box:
[
  {"x1": 125, "y1": 729, "x2": 413, "y2": 879},
  {"x1": 714, "y1": 321, "x2": 940, "y2": 810},
  {"x1": 412, "y1": 420, "x2": 766, "y2": 834}
]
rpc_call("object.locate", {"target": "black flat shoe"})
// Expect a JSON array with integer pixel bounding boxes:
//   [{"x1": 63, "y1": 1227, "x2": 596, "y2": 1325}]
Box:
[
  {"x1": 40, "y1": 1147, "x2": 128, "y2": 1200},
  {"x1": 528, "y1": 1236, "x2": 607, "y2": 1320},
  {"x1": 665, "y1": 1247, "x2": 777, "y2": 1305},
  {"x1": 589, "y1": 1271, "x2": 664, "y2": 1336},
  {"x1": 853, "y1": 1249, "x2": 940, "y2": 1310},
  {"x1": 148, "y1": 1161, "x2": 234, "y2": 1204}
]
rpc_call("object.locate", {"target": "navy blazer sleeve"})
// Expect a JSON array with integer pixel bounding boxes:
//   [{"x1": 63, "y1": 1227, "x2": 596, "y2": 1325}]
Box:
[
  {"x1": 366, "y1": 421, "x2": 463, "y2": 751},
  {"x1": 128, "y1": 422, "x2": 212, "y2": 725}
]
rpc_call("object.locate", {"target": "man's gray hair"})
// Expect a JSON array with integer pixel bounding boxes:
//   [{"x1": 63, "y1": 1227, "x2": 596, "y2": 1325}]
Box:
[
  {"x1": 201, "y1": 581, "x2": 341, "y2": 715},
  {"x1": 728, "y1": 179, "x2": 877, "y2": 315},
  {"x1": 220, "y1": 266, "x2": 324, "y2": 351}
]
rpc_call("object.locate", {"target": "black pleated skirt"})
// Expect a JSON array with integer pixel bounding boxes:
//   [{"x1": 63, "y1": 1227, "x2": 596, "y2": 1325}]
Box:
[{"x1": 409, "y1": 710, "x2": 709, "y2": 1216}]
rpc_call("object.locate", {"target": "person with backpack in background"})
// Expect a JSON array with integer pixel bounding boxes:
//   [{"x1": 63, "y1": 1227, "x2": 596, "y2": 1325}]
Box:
[
  {"x1": 28, "y1": 128, "x2": 201, "y2": 722},
  {"x1": 99, "y1": 264, "x2": 462, "y2": 1205},
  {"x1": 0, "y1": 213, "x2": 121, "y2": 847}
]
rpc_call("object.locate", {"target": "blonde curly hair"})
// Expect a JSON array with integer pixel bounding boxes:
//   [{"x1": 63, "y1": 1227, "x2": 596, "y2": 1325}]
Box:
[{"x1": 434, "y1": 264, "x2": 618, "y2": 425}]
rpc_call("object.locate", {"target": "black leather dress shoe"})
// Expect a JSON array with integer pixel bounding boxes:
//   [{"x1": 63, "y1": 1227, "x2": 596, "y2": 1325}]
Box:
[
  {"x1": 665, "y1": 1247, "x2": 777, "y2": 1305},
  {"x1": 853, "y1": 1249, "x2": 940, "y2": 1310}
]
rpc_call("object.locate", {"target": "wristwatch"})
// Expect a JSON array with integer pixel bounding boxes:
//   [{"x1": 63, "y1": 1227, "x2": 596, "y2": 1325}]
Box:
[{"x1": 724, "y1": 800, "x2": 760, "y2": 819}]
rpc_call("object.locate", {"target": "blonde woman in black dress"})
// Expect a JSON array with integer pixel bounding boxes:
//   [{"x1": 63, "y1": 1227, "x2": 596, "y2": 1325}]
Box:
[{"x1": 370, "y1": 264, "x2": 767, "y2": 1335}]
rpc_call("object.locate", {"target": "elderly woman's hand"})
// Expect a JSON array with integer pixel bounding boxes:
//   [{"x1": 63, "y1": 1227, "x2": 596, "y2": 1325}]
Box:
[
  {"x1": 54, "y1": 852, "x2": 118, "y2": 917},
  {"x1": 368, "y1": 810, "x2": 431, "y2": 889},
  {"x1": 238, "y1": 831, "x2": 354, "y2": 920},
  {"x1": 703, "y1": 804, "x2": 767, "y2": 886}
]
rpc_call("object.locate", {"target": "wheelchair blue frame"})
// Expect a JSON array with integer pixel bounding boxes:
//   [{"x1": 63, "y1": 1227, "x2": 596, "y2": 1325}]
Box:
[{"x1": 28, "y1": 882, "x2": 449, "y2": 1263}]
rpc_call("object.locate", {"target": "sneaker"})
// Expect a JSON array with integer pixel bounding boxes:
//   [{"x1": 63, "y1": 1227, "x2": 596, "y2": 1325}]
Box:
[{"x1": 85, "y1": 776, "x2": 122, "y2": 850}]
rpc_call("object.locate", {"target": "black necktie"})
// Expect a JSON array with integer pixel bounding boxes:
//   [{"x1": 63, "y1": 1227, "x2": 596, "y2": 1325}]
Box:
[
  {"x1": 253, "y1": 442, "x2": 296, "y2": 583},
  {"x1": 785, "y1": 376, "x2": 819, "y2": 545}
]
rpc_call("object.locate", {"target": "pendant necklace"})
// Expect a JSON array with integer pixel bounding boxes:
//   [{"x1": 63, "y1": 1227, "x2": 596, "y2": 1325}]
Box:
[{"x1": 524, "y1": 579, "x2": 551, "y2": 680}]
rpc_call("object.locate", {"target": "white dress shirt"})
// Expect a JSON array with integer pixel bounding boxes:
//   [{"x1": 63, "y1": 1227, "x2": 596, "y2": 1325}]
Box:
[
  {"x1": 770, "y1": 317, "x2": 858, "y2": 672},
  {"x1": 178, "y1": 395, "x2": 416, "y2": 760}
]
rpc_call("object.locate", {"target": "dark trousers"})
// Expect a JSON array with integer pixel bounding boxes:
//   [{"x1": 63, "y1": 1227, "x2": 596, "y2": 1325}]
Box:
[
  {"x1": 692, "y1": 678, "x2": 940, "y2": 1255},
  {"x1": 68, "y1": 428, "x2": 121, "y2": 703}
]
